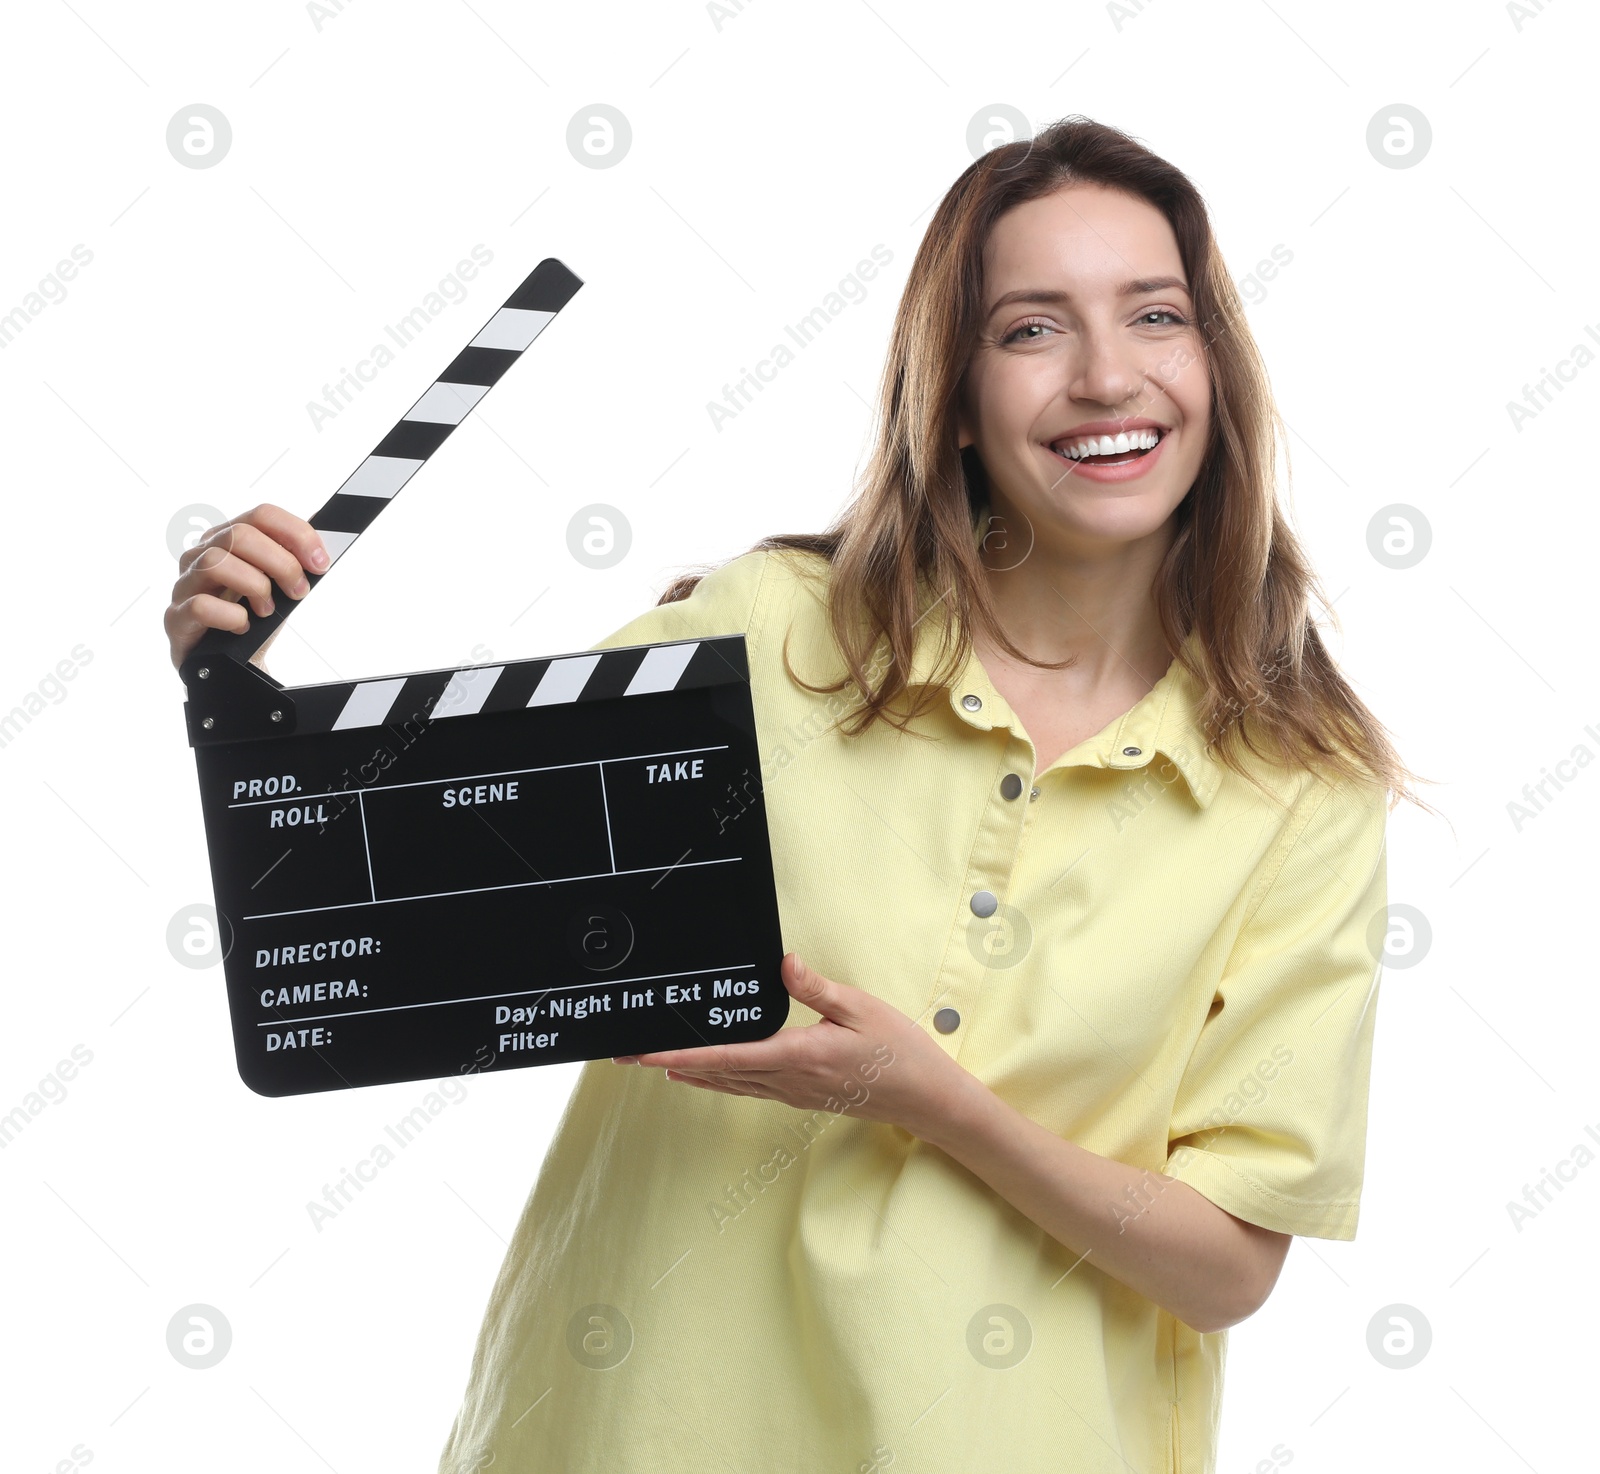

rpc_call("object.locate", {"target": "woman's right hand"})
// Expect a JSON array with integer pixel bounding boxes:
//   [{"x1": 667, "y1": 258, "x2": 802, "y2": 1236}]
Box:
[{"x1": 164, "y1": 504, "x2": 330, "y2": 673}]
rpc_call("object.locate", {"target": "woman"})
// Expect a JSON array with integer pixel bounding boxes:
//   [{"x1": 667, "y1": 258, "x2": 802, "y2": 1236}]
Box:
[{"x1": 165, "y1": 116, "x2": 1428, "y2": 1473}]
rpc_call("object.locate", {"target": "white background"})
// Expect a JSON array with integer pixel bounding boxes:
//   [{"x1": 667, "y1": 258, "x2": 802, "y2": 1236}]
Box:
[{"x1": 1, "y1": 1, "x2": 1595, "y2": 1469}]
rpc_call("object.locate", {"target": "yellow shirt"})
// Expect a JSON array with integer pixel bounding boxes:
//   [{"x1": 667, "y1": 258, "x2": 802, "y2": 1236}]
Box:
[{"x1": 436, "y1": 520, "x2": 1389, "y2": 1474}]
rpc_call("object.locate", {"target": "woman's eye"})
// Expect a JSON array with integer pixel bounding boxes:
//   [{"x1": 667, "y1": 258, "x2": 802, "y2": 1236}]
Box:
[
  {"x1": 1001, "y1": 308, "x2": 1186, "y2": 344},
  {"x1": 1001, "y1": 319, "x2": 1054, "y2": 343}
]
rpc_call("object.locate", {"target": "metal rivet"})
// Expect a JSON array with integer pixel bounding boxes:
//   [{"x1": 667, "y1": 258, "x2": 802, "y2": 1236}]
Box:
[
  {"x1": 970, "y1": 890, "x2": 998, "y2": 918},
  {"x1": 197, "y1": 667, "x2": 210, "y2": 679},
  {"x1": 1029, "y1": 787, "x2": 1040, "y2": 801},
  {"x1": 1122, "y1": 746, "x2": 1142, "y2": 756},
  {"x1": 1000, "y1": 773, "x2": 1023, "y2": 800},
  {"x1": 933, "y1": 1007, "x2": 961, "y2": 1034},
  {"x1": 201, "y1": 716, "x2": 214, "y2": 730},
  {"x1": 962, "y1": 694, "x2": 982, "y2": 711},
  {"x1": 270, "y1": 710, "x2": 283, "y2": 722}
]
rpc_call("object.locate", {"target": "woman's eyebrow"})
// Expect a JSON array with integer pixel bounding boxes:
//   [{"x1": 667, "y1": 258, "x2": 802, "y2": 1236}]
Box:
[{"x1": 985, "y1": 276, "x2": 1192, "y2": 316}]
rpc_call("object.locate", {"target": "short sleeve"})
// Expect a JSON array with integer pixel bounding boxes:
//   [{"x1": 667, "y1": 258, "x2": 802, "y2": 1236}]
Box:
[
  {"x1": 587, "y1": 549, "x2": 772, "y2": 654},
  {"x1": 1164, "y1": 773, "x2": 1390, "y2": 1240}
]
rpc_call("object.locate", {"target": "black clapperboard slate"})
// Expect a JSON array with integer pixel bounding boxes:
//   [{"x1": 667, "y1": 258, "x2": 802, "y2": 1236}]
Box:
[{"x1": 178, "y1": 258, "x2": 788, "y2": 1097}]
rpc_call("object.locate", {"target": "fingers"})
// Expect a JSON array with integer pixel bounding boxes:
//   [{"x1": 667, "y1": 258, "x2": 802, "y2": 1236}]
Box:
[
  {"x1": 166, "y1": 503, "x2": 330, "y2": 671},
  {"x1": 190, "y1": 503, "x2": 329, "y2": 584},
  {"x1": 782, "y1": 952, "x2": 868, "y2": 1027},
  {"x1": 178, "y1": 512, "x2": 326, "y2": 610},
  {"x1": 178, "y1": 544, "x2": 279, "y2": 618},
  {"x1": 665, "y1": 1070, "x2": 765, "y2": 1096},
  {"x1": 164, "y1": 592, "x2": 249, "y2": 670},
  {"x1": 627, "y1": 1039, "x2": 790, "y2": 1073}
]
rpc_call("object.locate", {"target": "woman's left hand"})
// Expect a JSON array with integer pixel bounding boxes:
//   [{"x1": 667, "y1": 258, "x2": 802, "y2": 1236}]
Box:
[{"x1": 612, "y1": 953, "x2": 972, "y2": 1141}]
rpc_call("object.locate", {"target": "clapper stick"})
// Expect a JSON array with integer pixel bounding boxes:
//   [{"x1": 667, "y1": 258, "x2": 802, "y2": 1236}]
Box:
[
  {"x1": 180, "y1": 257, "x2": 583, "y2": 740},
  {"x1": 177, "y1": 256, "x2": 787, "y2": 1097}
]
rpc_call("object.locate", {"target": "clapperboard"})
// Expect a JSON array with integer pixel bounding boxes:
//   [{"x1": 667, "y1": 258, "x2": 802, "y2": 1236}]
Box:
[{"x1": 178, "y1": 258, "x2": 787, "y2": 1097}]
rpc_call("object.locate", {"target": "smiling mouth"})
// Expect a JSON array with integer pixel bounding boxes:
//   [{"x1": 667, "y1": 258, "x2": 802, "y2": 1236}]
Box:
[{"x1": 1049, "y1": 428, "x2": 1167, "y2": 467}]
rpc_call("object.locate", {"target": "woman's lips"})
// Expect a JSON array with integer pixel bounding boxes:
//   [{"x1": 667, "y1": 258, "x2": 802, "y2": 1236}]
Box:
[{"x1": 1046, "y1": 429, "x2": 1170, "y2": 484}]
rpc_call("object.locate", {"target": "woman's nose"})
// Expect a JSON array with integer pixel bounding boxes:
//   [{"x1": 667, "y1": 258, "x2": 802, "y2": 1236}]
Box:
[{"x1": 1068, "y1": 328, "x2": 1147, "y2": 408}]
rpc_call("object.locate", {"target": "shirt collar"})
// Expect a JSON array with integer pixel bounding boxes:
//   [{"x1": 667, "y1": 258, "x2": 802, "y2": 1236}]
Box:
[{"x1": 896, "y1": 508, "x2": 1224, "y2": 810}]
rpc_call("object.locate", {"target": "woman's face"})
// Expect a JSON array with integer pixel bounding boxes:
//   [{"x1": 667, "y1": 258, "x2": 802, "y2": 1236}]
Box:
[{"x1": 957, "y1": 182, "x2": 1211, "y2": 557}]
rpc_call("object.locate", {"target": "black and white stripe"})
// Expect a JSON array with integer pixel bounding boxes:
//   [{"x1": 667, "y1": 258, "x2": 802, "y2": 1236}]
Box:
[
  {"x1": 182, "y1": 258, "x2": 581, "y2": 672},
  {"x1": 180, "y1": 257, "x2": 597, "y2": 743},
  {"x1": 301, "y1": 261, "x2": 580, "y2": 575},
  {"x1": 282, "y1": 634, "x2": 751, "y2": 738}
]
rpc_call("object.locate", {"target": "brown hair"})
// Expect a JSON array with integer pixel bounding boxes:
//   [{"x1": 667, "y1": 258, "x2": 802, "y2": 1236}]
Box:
[{"x1": 659, "y1": 115, "x2": 1434, "y2": 815}]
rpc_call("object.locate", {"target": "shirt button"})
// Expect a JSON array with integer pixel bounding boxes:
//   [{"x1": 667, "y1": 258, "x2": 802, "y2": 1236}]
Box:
[
  {"x1": 1122, "y1": 745, "x2": 1142, "y2": 756},
  {"x1": 970, "y1": 890, "x2": 998, "y2": 917},
  {"x1": 933, "y1": 1007, "x2": 961, "y2": 1034},
  {"x1": 999, "y1": 773, "x2": 1023, "y2": 800},
  {"x1": 962, "y1": 694, "x2": 982, "y2": 711}
]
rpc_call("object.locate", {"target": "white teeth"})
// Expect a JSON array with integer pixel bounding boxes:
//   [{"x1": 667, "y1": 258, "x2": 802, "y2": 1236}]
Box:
[{"x1": 1052, "y1": 428, "x2": 1163, "y2": 460}]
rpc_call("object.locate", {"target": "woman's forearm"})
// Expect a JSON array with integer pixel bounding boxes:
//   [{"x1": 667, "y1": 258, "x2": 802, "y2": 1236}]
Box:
[{"x1": 916, "y1": 1072, "x2": 1280, "y2": 1334}]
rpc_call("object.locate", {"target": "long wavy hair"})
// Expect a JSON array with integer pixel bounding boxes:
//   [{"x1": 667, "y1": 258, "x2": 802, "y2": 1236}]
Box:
[{"x1": 659, "y1": 114, "x2": 1432, "y2": 814}]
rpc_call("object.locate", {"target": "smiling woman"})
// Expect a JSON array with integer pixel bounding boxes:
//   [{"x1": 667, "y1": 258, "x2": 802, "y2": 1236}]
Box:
[{"x1": 432, "y1": 116, "x2": 1435, "y2": 1474}]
